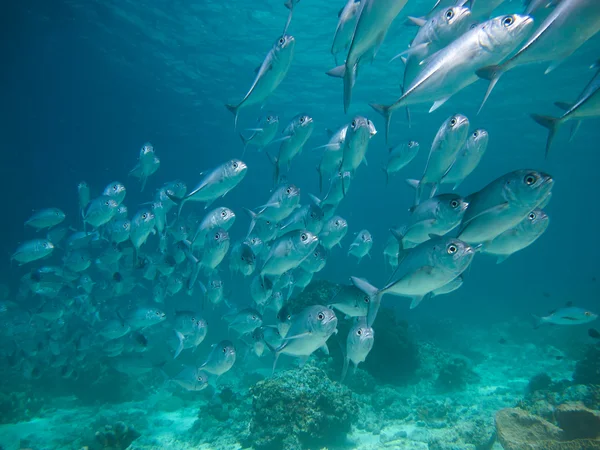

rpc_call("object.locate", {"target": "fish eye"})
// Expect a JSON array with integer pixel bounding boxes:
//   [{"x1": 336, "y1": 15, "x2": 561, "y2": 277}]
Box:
[
  {"x1": 278, "y1": 37, "x2": 285, "y2": 45},
  {"x1": 113, "y1": 185, "x2": 118, "y2": 191},
  {"x1": 142, "y1": 213, "x2": 147, "y2": 219},
  {"x1": 363, "y1": 296, "x2": 370, "y2": 303},
  {"x1": 233, "y1": 161, "x2": 239, "y2": 169},
  {"x1": 528, "y1": 212, "x2": 536, "y2": 220},
  {"x1": 317, "y1": 312, "x2": 325, "y2": 320},
  {"x1": 450, "y1": 200, "x2": 459, "y2": 208},
  {"x1": 301, "y1": 233, "x2": 308, "y2": 241},
  {"x1": 221, "y1": 210, "x2": 227, "y2": 217},
  {"x1": 473, "y1": 131, "x2": 478, "y2": 138},
  {"x1": 299, "y1": 117, "x2": 305, "y2": 124},
  {"x1": 155, "y1": 311, "x2": 160, "y2": 316},
  {"x1": 502, "y1": 16, "x2": 514, "y2": 27},
  {"x1": 310, "y1": 212, "x2": 316, "y2": 219},
  {"x1": 286, "y1": 187, "x2": 291, "y2": 194},
  {"x1": 524, "y1": 174, "x2": 537, "y2": 185},
  {"x1": 214, "y1": 233, "x2": 220, "y2": 240},
  {"x1": 408, "y1": 141, "x2": 416, "y2": 147},
  {"x1": 104, "y1": 201, "x2": 110, "y2": 206},
  {"x1": 445, "y1": 9, "x2": 454, "y2": 20},
  {"x1": 447, "y1": 244, "x2": 458, "y2": 254},
  {"x1": 266, "y1": 220, "x2": 271, "y2": 225},
  {"x1": 357, "y1": 329, "x2": 363, "y2": 336},
  {"x1": 351, "y1": 120, "x2": 356, "y2": 128},
  {"x1": 267, "y1": 116, "x2": 272, "y2": 122},
  {"x1": 450, "y1": 118, "x2": 457, "y2": 127},
  {"x1": 222, "y1": 347, "x2": 227, "y2": 353},
  {"x1": 252, "y1": 315, "x2": 256, "y2": 320},
  {"x1": 197, "y1": 375, "x2": 204, "y2": 381},
  {"x1": 585, "y1": 312, "x2": 592, "y2": 316}
]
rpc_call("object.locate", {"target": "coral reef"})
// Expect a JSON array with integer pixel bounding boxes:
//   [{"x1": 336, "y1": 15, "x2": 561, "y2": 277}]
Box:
[
  {"x1": 89, "y1": 421, "x2": 141, "y2": 450},
  {"x1": 573, "y1": 344, "x2": 600, "y2": 385},
  {"x1": 363, "y1": 308, "x2": 420, "y2": 385},
  {"x1": 435, "y1": 356, "x2": 479, "y2": 393},
  {"x1": 0, "y1": 390, "x2": 46, "y2": 424},
  {"x1": 242, "y1": 365, "x2": 359, "y2": 450}
]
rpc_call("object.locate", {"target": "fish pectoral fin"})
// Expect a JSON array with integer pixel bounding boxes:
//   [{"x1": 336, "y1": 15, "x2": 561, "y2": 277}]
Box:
[
  {"x1": 389, "y1": 42, "x2": 429, "y2": 63},
  {"x1": 410, "y1": 293, "x2": 431, "y2": 309},
  {"x1": 406, "y1": 16, "x2": 427, "y2": 27},
  {"x1": 284, "y1": 331, "x2": 311, "y2": 340},
  {"x1": 320, "y1": 343, "x2": 330, "y2": 356},
  {"x1": 495, "y1": 255, "x2": 510, "y2": 264},
  {"x1": 461, "y1": 202, "x2": 510, "y2": 228},
  {"x1": 429, "y1": 96, "x2": 452, "y2": 113}
]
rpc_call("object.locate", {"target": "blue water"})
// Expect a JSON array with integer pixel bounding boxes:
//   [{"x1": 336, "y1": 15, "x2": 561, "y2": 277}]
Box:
[{"x1": 1, "y1": 1, "x2": 600, "y2": 449}]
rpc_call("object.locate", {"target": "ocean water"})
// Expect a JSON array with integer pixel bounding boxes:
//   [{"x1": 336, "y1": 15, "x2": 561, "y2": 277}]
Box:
[{"x1": 1, "y1": 0, "x2": 600, "y2": 449}]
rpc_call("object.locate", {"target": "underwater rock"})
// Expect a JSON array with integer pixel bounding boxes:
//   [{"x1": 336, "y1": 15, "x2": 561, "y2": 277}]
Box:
[
  {"x1": 527, "y1": 373, "x2": 554, "y2": 394},
  {"x1": 0, "y1": 390, "x2": 46, "y2": 424},
  {"x1": 573, "y1": 344, "x2": 600, "y2": 385},
  {"x1": 287, "y1": 279, "x2": 338, "y2": 314},
  {"x1": 243, "y1": 365, "x2": 359, "y2": 450},
  {"x1": 363, "y1": 308, "x2": 420, "y2": 385},
  {"x1": 435, "y1": 356, "x2": 479, "y2": 393},
  {"x1": 90, "y1": 421, "x2": 141, "y2": 450},
  {"x1": 555, "y1": 402, "x2": 600, "y2": 440}
]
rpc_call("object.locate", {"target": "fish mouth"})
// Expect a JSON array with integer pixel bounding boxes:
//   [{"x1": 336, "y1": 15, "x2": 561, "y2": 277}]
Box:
[
  {"x1": 304, "y1": 117, "x2": 314, "y2": 125},
  {"x1": 238, "y1": 161, "x2": 248, "y2": 170}
]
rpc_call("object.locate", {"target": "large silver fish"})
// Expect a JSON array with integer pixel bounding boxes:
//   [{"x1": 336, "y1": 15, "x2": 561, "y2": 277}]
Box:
[
  {"x1": 327, "y1": 0, "x2": 409, "y2": 112},
  {"x1": 83, "y1": 196, "x2": 119, "y2": 229},
  {"x1": 278, "y1": 202, "x2": 325, "y2": 236},
  {"x1": 315, "y1": 125, "x2": 348, "y2": 193},
  {"x1": 478, "y1": 0, "x2": 600, "y2": 112},
  {"x1": 440, "y1": 128, "x2": 489, "y2": 189},
  {"x1": 320, "y1": 216, "x2": 348, "y2": 249},
  {"x1": 352, "y1": 235, "x2": 475, "y2": 325},
  {"x1": 371, "y1": 15, "x2": 533, "y2": 141},
  {"x1": 226, "y1": 36, "x2": 295, "y2": 127},
  {"x1": 458, "y1": 169, "x2": 553, "y2": 244},
  {"x1": 191, "y1": 207, "x2": 236, "y2": 248},
  {"x1": 531, "y1": 61, "x2": 600, "y2": 156}
]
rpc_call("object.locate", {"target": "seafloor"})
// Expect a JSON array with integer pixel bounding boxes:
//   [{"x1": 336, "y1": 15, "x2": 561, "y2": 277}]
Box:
[{"x1": 1, "y1": 282, "x2": 599, "y2": 450}]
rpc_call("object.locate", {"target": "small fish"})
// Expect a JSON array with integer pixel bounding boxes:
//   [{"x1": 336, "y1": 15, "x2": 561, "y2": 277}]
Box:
[
  {"x1": 383, "y1": 140, "x2": 420, "y2": 185},
  {"x1": 63, "y1": 250, "x2": 92, "y2": 273},
  {"x1": 299, "y1": 244, "x2": 329, "y2": 273},
  {"x1": 535, "y1": 307, "x2": 598, "y2": 326},
  {"x1": 320, "y1": 216, "x2": 348, "y2": 249},
  {"x1": 167, "y1": 160, "x2": 247, "y2": 216},
  {"x1": 170, "y1": 366, "x2": 209, "y2": 392},
  {"x1": 279, "y1": 202, "x2": 325, "y2": 236},
  {"x1": 588, "y1": 328, "x2": 600, "y2": 339},
  {"x1": 352, "y1": 235, "x2": 475, "y2": 325},
  {"x1": 331, "y1": 0, "x2": 362, "y2": 62},
  {"x1": 347, "y1": 229, "x2": 373, "y2": 263},
  {"x1": 77, "y1": 274, "x2": 95, "y2": 294},
  {"x1": 260, "y1": 230, "x2": 319, "y2": 279},
  {"x1": 102, "y1": 181, "x2": 127, "y2": 205},
  {"x1": 482, "y1": 209, "x2": 549, "y2": 263},
  {"x1": 329, "y1": 284, "x2": 371, "y2": 317},
  {"x1": 223, "y1": 308, "x2": 263, "y2": 335},
  {"x1": 97, "y1": 318, "x2": 131, "y2": 341},
  {"x1": 272, "y1": 114, "x2": 314, "y2": 183},
  {"x1": 312, "y1": 171, "x2": 354, "y2": 212},
  {"x1": 12, "y1": 239, "x2": 55, "y2": 265},
  {"x1": 107, "y1": 220, "x2": 131, "y2": 244},
  {"x1": 83, "y1": 196, "x2": 119, "y2": 229},
  {"x1": 342, "y1": 317, "x2": 374, "y2": 381},
  {"x1": 250, "y1": 275, "x2": 274, "y2": 307},
  {"x1": 77, "y1": 181, "x2": 90, "y2": 219},
  {"x1": 200, "y1": 228, "x2": 230, "y2": 271},
  {"x1": 383, "y1": 235, "x2": 400, "y2": 270},
  {"x1": 198, "y1": 340, "x2": 236, "y2": 377},
  {"x1": 246, "y1": 183, "x2": 301, "y2": 235},
  {"x1": 409, "y1": 114, "x2": 470, "y2": 204},
  {"x1": 130, "y1": 142, "x2": 160, "y2": 192},
  {"x1": 339, "y1": 116, "x2": 377, "y2": 193},
  {"x1": 229, "y1": 242, "x2": 256, "y2": 277},
  {"x1": 240, "y1": 115, "x2": 280, "y2": 152},
  {"x1": 252, "y1": 326, "x2": 284, "y2": 358},
  {"x1": 130, "y1": 209, "x2": 156, "y2": 252},
  {"x1": 191, "y1": 207, "x2": 236, "y2": 247},
  {"x1": 271, "y1": 305, "x2": 338, "y2": 371},
  {"x1": 458, "y1": 170, "x2": 553, "y2": 244},
  {"x1": 152, "y1": 201, "x2": 167, "y2": 235},
  {"x1": 226, "y1": 36, "x2": 295, "y2": 127},
  {"x1": 25, "y1": 208, "x2": 66, "y2": 231},
  {"x1": 199, "y1": 274, "x2": 225, "y2": 308},
  {"x1": 124, "y1": 307, "x2": 166, "y2": 331},
  {"x1": 441, "y1": 129, "x2": 489, "y2": 189}
]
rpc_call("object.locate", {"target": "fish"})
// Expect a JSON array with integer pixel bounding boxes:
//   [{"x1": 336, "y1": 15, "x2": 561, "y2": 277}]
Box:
[
  {"x1": 245, "y1": 183, "x2": 301, "y2": 235},
  {"x1": 63, "y1": 250, "x2": 92, "y2": 272},
  {"x1": 226, "y1": 36, "x2": 295, "y2": 127},
  {"x1": 430, "y1": 274, "x2": 464, "y2": 298},
  {"x1": 278, "y1": 202, "x2": 325, "y2": 236},
  {"x1": 83, "y1": 196, "x2": 119, "y2": 229},
  {"x1": 329, "y1": 284, "x2": 371, "y2": 317},
  {"x1": 229, "y1": 241, "x2": 256, "y2": 277},
  {"x1": 271, "y1": 114, "x2": 314, "y2": 183},
  {"x1": 199, "y1": 228, "x2": 230, "y2": 272},
  {"x1": 441, "y1": 129, "x2": 489, "y2": 189},
  {"x1": 270, "y1": 305, "x2": 338, "y2": 371},
  {"x1": 478, "y1": 0, "x2": 600, "y2": 112},
  {"x1": 531, "y1": 61, "x2": 600, "y2": 156},
  {"x1": 315, "y1": 126, "x2": 347, "y2": 193},
  {"x1": 458, "y1": 169, "x2": 554, "y2": 244},
  {"x1": 347, "y1": 229, "x2": 373, "y2": 263},
  {"x1": 169, "y1": 366, "x2": 209, "y2": 392},
  {"x1": 383, "y1": 235, "x2": 400, "y2": 270},
  {"x1": 130, "y1": 142, "x2": 160, "y2": 192},
  {"x1": 320, "y1": 216, "x2": 348, "y2": 249},
  {"x1": 339, "y1": 116, "x2": 377, "y2": 194},
  {"x1": 250, "y1": 275, "x2": 274, "y2": 307},
  {"x1": 312, "y1": 171, "x2": 354, "y2": 213},
  {"x1": 292, "y1": 268, "x2": 314, "y2": 295},
  {"x1": 123, "y1": 307, "x2": 166, "y2": 331},
  {"x1": 535, "y1": 307, "x2": 598, "y2": 326},
  {"x1": 102, "y1": 181, "x2": 127, "y2": 205},
  {"x1": 371, "y1": 15, "x2": 533, "y2": 142},
  {"x1": 342, "y1": 317, "x2": 374, "y2": 382},
  {"x1": 327, "y1": 0, "x2": 409, "y2": 112},
  {"x1": 588, "y1": 328, "x2": 600, "y2": 339},
  {"x1": 299, "y1": 244, "x2": 329, "y2": 273},
  {"x1": 383, "y1": 140, "x2": 420, "y2": 185},
  {"x1": 331, "y1": 0, "x2": 362, "y2": 63},
  {"x1": 223, "y1": 308, "x2": 263, "y2": 335},
  {"x1": 11, "y1": 239, "x2": 55, "y2": 265},
  {"x1": 240, "y1": 114, "x2": 280, "y2": 153},
  {"x1": 482, "y1": 208, "x2": 549, "y2": 263},
  {"x1": 409, "y1": 114, "x2": 470, "y2": 204},
  {"x1": 395, "y1": 193, "x2": 469, "y2": 248},
  {"x1": 151, "y1": 201, "x2": 167, "y2": 235},
  {"x1": 199, "y1": 274, "x2": 225, "y2": 308},
  {"x1": 77, "y1": 181, "x2": 90, "y2": 220},
  {"x1": 352, "y1": 235, "x2": 475, "y2": 325},
  {"x1": 107, "y1": 220, "x2": 131, "y2": 245},
  {"x1": 25, "y1": 208, "x2": 66, "y2": 231},
  {"x1": 251, "y1": 326, "x2": 284, "y2": 358},
  {"x1": 198, "y1": 340, "x2": 236, "y2": 377},
  {"x1": 260, "y1": 230, "x2": 319, "y2": 279},
  {"x1": 191, "y1": 207, "x2": 236, "y2": 247},
  {"x1": 130, "y1": 209, "x2": 156, "y2": 253}
]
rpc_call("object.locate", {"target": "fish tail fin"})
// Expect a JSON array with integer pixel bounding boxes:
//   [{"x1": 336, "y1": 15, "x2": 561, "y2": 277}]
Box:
[
  {"x1": 405, "y1": 178, "x2": 421, "y2": 205},
  {"x1": 343, "y1": 63, "x2": 357, "y2": 113},
  {"x1": 243, "y1": 207, "x2": 258, "y2": 237},
  {"x1": 225, "y1": 104, "x2": 239, "y2": 130},
  {"x1": 370, "y1": 103, "x2": 392, "y2": 145},
  {"x1": 341, "y1": 356, "x2": 350, "y2": 383},
  {"x1": 140, "y1": 176, "x2": 147, "y2": 193},
  {"x1": 530, "y1": 114, "x2": 561, "y2": 158},
  {"x1": 476, "y1": 65, "x2": 504, "y2": 114},
  {"x1": 239, "y1": 133, "x2": 250, "y2": 155},
  {"x1": 174, "y1": 330, "x2": 185, "y2": 359},
  {"x1": 531, "y1": 314, "x2": 543, "y2": 330},
  {"x1": 350, "y1": 276, "x2": 382, "y2": 328}
]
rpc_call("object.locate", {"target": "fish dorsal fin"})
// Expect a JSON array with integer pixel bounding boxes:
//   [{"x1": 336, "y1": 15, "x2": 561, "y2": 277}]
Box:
[{"x1": 407, "y1": 16, "x2": 427, "y2": 27}]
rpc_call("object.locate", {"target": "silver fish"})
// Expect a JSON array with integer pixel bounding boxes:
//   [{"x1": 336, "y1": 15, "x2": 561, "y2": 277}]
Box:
[
  {"x1": 83, "y1": 196, "x2": 119, "y2": 229},
  {"x1": 441, "y1": 129, "x2": 489, "y2": 189},
  {"x1": 152, "y1": 201, "x2": 167, "y2": 235},
  {"x1": 97, "y1": 318, "x2": 131, "y2": 341},
  {"x1": 200, "y1": 228, "x2": 230, "y2": 271},
  {"x1": 352, "y1": 235, "x2": 475, "y2": 325},
  {"x1": 458, "y1": 170, "x2": 553, "y2": 244},
  {"x1": 229, "y1": 242, "x2": 256, "y2": 277},
  {"x1": 535, "y1": 307, "x2": 598, "y2": 326},
  {"x1": 329, "y1": 284, "x2": 371, "y2": 317},
  {"x1": 191, "y1": 207, "x2": 236, "y2": 247},
  {"x1": 240, "y1": 114, "x2": 280, "y2": 152},
  {"x1": 12, "y1": 239, "x2": 54, "y2": 265},
  {"x1": 273, "y1": 114, "x2": 314, "y2": 183},
  {"x1": 531, "y1": 61, "x2": 600, "y2": 156},
  {"x1": 226, "y1": 35, "x2": 295, "y2": 127},
  {"x1": 102, "y1": 181, "x2": 127, "y2": 205},
  {"x1": 170, "y1": 366, "x2": 209, "y2": 392},
  {"x1": 383, "y1": 140, "x2": 420, "y2": 185},
  {"x1": 63, "y1": 250, "x2": 91, "y2": 272},
  {"x1": 315, "y1": 125, "x2": 347, "y2": 193},
  {"x1": 339, "y1": 116, "x2": 377, "y2": 194},
  {"x1": 198, "y1": 340, "x2": 236, "y2": 377},
  {"x1": 167, "y1": 159, "x2": 247, "y2": 216},
  {"x1": 327, "y1": 0, "x2": 409, "y2": 112},
  {"x1": 77, "y1": 181, "x2": 90, "y2": 219},
  {"x1": 130, "y1": 209, "x2": 156, "y2": 251},
  {"x1": 199, "y1": 274, "x2": 225, "y2": 308},
  {"x1": 383, "y1": 235, "x2": 400, "y2": 270},
  {"x1": 223, "y1": 308, "x2": 263, "y2": 335},
  {"x1": 260, "y1": 230, "x2": 319, "y2": 278},
  {"x1": 25, "y1": 208, "x2": 66, "y2": 231},
  {"x1": 410, "y1": 114, "x2": 469, "y2": 203},
  {"x1": 348, "y1": 229, "x2": 373, "y2": 263},
  {"x1": 331, "y1": 0, "x2": 362, "y2": 62},
  {"x1": 250, "y1": 275, "x2": 274, "y2": 307},
  {"x1": 372, "y1": 15, "x2": 533, "y2": 141},
  {"x1": 124, "y1": 306, "x2": 166, "y2": 331},
  {"x1": 252, "y1": 326, "x2": 284, "y2": 358},
  {"x1": 478, "y1": 0, "x2": 600, "y2": 111},
  {"x1": 483, "y1": 208, "x2": 549, "y2": 263},
  {"x1": 342, "y1": 317, "x2": 374, "y2": 382},
  {"x1": 246, "y1": 183, "x2": 301, "y2": 235},
  {"x1": 130, "y1": 143, "x2": 160, "y2": 192},
  {"x1": 320, "y1": 216, "x2": 348, "y2": 249},
  {"x1": 279, "y1": 202, "x2": 325, "y2": 236},
  {"x1": 300, "y1": 244, "x2": 329, "y2": 273},
  {"x1": 108, "y1": 220, "x2": 131, "y2": 244}
]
